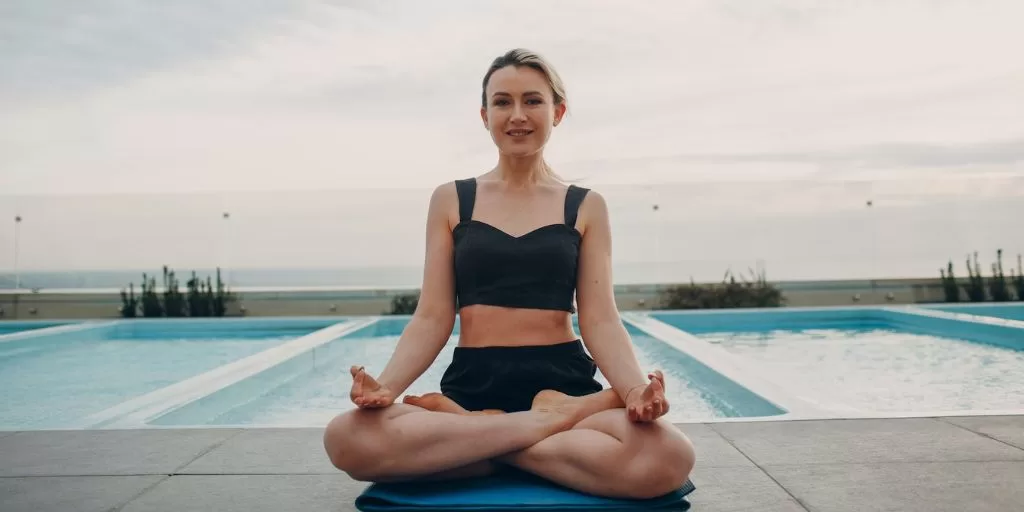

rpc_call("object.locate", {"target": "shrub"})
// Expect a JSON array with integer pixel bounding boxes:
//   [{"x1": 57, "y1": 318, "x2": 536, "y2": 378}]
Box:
[
  {"x1": 939, "y1": 261, "x2": 960, "y2": 302},
  {"x1": 122, "y1": 266, "x2": 236, "y2": 318},
  {"x1": 386, "y1": 293, "x2": 419, "y2": 315},
  {"x1": 658, "y1": 268, "x2": 785, "y2": 310},
  {"x1": 940, "y1": 250, "x2": 1021, "y2": 303}
]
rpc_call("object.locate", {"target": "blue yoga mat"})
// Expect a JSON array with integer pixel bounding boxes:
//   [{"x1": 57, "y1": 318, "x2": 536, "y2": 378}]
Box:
[{"x1": 354, "y1": 467, "x2": 695, "y2": 511}]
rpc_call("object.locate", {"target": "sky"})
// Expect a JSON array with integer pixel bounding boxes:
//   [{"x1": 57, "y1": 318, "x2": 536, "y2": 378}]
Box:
[{"x1": 1, "y1": 0, "x2": 1023, "y2": 280}]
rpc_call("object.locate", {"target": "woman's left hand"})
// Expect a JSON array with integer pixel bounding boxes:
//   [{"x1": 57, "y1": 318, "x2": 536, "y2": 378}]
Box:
[{"x1": 625, "y1": 370, "x2": 669, "y2": 422}]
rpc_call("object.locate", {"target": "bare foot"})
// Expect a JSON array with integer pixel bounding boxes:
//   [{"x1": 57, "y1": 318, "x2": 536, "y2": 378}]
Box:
[
  {"x1": 403, "y1": 392, "x2": 504, "y2": 416},
  {"x1": 530, "y1": 390, "x2": 612, "y2": 431}
]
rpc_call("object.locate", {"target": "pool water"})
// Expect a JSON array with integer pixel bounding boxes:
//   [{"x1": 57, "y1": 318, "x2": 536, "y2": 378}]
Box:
[
  {"x1": 165, "y1": 331, "x2": 736, "y2": 427},
  {"x1": 698, "y1": 328, "x2": 1024, "y2": 414},
  {"x1": 0, "y1": 321, "x2": 73, "y2": 336},
  {"x1": 0, "y1": 334, "x2": 294, "y2": 429}
]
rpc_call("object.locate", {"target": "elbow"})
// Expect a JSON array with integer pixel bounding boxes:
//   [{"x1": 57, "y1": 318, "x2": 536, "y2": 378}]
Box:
[
  {"x1": 412, "y1": 303, "x2": 456, "y2": 335},
  {"x1": 577, "y1": 306, "x2": 622, "y2": 334}
]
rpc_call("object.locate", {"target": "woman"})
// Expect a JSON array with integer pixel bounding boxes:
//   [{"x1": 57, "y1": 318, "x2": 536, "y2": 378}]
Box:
[{"x1": 323, "y1": 48, "x2": 696, "y2": 500}]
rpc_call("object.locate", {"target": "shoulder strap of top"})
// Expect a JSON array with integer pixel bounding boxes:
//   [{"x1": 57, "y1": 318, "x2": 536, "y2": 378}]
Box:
[
  {"x1": 564, "y1": 184, "x2": 590, "y2": 228},
  {"x1": 455, "y1": 178, "x2": 477, "y2": 223}
]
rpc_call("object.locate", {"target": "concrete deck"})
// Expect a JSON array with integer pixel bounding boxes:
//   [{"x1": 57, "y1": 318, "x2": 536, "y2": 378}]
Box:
[{"x1": 1, "y1": 416, "x2": 1022, "y2": 512}]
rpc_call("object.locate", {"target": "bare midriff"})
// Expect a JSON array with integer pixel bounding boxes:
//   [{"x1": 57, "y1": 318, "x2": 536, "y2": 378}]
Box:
[{"x1": 457, "y1": 304, "x2": 577, "y2": 347}]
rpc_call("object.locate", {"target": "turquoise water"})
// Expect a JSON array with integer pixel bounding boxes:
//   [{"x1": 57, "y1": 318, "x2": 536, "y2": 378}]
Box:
[
  {"x1": 0, "y1": 321, "x2": 74, "y2": 336},
  {"x1": 0, "y1": 320, "x2": 336, "y2": 430},
  {"x1": 152, "y1": 321, "x2": 785, "y2": 427},
  {"x1": 7, "y1": 308, "x2": 1021, "y2": 430},
  {"x1": 699, "y1": 327, "x2": 1024, "y2": 414}
]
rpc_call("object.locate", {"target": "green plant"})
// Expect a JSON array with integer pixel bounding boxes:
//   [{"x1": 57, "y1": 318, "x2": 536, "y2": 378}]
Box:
[
  {"x1": 119, "y1": 283, "x2": 139, "y2": 318},
  {"x1": 162, "y1": 266, "x2": 186, "y2": 317},
  {"x1": 140, "y1": 273, "x2": 164, "y2": 317},
  {"x1": 387, "y1": 293, "x2": 419, "y2": 315},
  {"x1": 1013, "y1": 254, "x2": 1024, "y2": 301},
  {"x1": 125, "y1": 266, "x2": 236, "y2": 318},
  {"x1": 939, "y1": 261, "x2": 960, "y2": 302},
  {"x1": 989, "y1": 249, "x2": 1011, "y2": 302},
  {"x1": 963, "y1": 252, "x2": 987, "y2": 302},
  {"x1": 658, "y1": 268, "x2": 785, "y2": 310},
  {"x1": 212, "y1": 269, "x2": 233, "y2": 317}
]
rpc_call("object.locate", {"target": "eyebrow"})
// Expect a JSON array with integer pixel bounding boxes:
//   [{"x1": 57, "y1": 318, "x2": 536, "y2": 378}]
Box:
[{"x1": 491, "y1": 91, "x2": 544, "y2": 97}]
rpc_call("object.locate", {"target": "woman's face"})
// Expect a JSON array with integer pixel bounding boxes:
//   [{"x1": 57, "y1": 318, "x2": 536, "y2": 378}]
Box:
[{"x1": 480, "y1": 65, "x2": 565, "y2": 158}]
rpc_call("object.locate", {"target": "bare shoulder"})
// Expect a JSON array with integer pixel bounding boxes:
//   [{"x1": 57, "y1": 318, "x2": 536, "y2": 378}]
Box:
[
  {"x1": 576, "y1": 186, "x2": 610, "y2": 236},
  {"x1": 427, "y1": 180, "x2": 461, "y2": 230}
]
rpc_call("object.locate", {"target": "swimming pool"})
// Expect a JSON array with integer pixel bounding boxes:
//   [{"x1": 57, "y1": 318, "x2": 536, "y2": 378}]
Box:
[
  {"x1": 2, "y1": 305, "x2": 1021, "y2": 430},
  {"x1": 650, "y1": 307, "x2": 1024, "y2": 417},
  {"x1": 0, "y1": 318, "x2": 346, "y2": 430},
  {"x1": 150, "y1": 317, "x2": 784, "y2": 427}
]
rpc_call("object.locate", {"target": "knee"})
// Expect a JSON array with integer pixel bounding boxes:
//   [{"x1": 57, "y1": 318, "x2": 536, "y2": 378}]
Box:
[
  {"x1": 323, "y1": 411, "x2": 380, "y2": 481},
  {"x1": 627, "y1": 433, "x2": 696, "y2": 499}
]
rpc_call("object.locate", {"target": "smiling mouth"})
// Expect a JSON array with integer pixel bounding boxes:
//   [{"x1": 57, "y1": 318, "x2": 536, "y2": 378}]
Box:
[{"x1": 506, "y1": 129, "x2": 533, "y2": 136}]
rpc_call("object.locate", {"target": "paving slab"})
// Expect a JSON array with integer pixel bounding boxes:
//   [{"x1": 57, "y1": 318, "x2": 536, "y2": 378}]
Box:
[
  {"x1": 0, "y1": 428, "x2": 242, "y2": 477},
  {"x1": 764, "y1": 461, "x2": 1024, "y2": 512},
  {"x1": 119, "y1": 474, "x2": 366, "y2": 512},
  {"x1": 687, "y1": 466, "x2": 807, "y2": 512},
  {"x1": 940, "y1": 415, "x2": 1024, "y2": 450},
  {"x1": 0, "y1": 475, "x2": 166, "y2": 512},
  {"x1": 710, "y1": 418, "x2": 1024, "y2": 466},
  {"x1": 180, "y1": 428, "x2": 336, "y2": 475},
  {"x1": 676, "y1": 423, "x2": 757, "y2": 468}
]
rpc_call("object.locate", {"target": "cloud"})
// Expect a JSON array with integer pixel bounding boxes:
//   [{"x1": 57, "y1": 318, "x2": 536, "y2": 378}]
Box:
[{"x1": 1, "y1": 0, "x2": 1022, "y2": 195}]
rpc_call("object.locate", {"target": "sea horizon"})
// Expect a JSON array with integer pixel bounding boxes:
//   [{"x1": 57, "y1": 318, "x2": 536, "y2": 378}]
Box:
[{"x1": 0, "y1": 259, "x2": 991, "y2": 293}]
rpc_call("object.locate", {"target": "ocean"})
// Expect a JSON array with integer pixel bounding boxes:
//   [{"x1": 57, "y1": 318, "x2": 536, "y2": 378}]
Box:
[{"x1": 3, "y1": 178, "x2": 1023, "y2": 291}]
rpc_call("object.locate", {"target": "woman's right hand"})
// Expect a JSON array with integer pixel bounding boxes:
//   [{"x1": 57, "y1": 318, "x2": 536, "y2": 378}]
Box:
[{"x1": 349, "y1": 365, "x2": 396, "y2": 408}]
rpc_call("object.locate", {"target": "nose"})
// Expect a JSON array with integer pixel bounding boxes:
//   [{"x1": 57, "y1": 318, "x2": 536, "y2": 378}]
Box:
[{"x1": 510, "y1": 102, "x2": 527, "y2": 122}]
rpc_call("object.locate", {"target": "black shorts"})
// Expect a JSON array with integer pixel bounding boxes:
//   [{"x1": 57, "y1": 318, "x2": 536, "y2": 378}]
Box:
[{"x1": 440, "y1": 339, "x2": 605, "y2": 413}]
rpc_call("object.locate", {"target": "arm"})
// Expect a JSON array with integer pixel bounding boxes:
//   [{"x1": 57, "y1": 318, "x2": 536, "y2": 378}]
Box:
[
  {"x1": 574, "y1": 191, "x2": 648, "y2": 404},
  {"x1": 375, "y1": 182, "x2": 458, "y2": 397}
]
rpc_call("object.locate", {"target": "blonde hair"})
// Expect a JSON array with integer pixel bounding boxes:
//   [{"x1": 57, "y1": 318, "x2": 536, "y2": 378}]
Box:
[{"x1": 482, "y1": 48, "x2": 568, "y2": 182}]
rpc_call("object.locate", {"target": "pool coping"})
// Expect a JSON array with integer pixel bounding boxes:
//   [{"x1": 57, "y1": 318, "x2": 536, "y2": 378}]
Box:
[
  {"x1": 76, "y1": 318, "x2": 377, "y2": 429},
  {"x1": 0, "y1": 320, "x2": 118, "y2": 343},
  {"x1": 895, "y1": 304, "x2": 1024, "y2": 329}
]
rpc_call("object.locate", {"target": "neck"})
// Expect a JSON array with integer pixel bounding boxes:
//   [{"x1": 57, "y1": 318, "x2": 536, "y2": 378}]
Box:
[{"x1": 495, "y1": 153, "x2": 550, "y2": 188}]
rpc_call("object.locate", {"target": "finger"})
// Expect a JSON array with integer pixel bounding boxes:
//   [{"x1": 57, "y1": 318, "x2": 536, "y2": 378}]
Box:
[
  {"x1": 352, "y1": 369, "x2": 364, "y2": 396},
  {"x1": 650, "y1": 375, "x2": 664, "y2": 393}
]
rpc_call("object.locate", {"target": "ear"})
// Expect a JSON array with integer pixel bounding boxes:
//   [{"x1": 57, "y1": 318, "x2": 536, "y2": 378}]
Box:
[
  {"x1": 480, "y1": 106, "x2": 489, "y2": 129},
  {"x1": 553, "y1": 102, "x2": 566, "y2": 126}
]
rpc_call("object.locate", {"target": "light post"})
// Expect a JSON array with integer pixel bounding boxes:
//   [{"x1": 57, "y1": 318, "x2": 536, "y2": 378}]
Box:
[
  {"x1": 13, "y1": 215, "x2": 21, "y2": 291},
  {"x1": 12, "y1": 215, "x2": 22, "y2": 319},
  {"x1": 652, "y1": 203, "x2": 661, "y2": 267},
  {"x1": 222, "y1": 211, "x2": 230, "y2": 288}
]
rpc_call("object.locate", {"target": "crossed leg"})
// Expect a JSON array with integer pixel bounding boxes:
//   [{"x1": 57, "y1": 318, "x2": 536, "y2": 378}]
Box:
[{"x1": 398, "y1": 390, "x2": 695, "y2": 498}]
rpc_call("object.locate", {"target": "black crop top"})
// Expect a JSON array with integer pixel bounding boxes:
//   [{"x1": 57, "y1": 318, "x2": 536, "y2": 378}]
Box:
[{"x1": 452, "y1": 178, "x2": 589, "y2": 312}]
